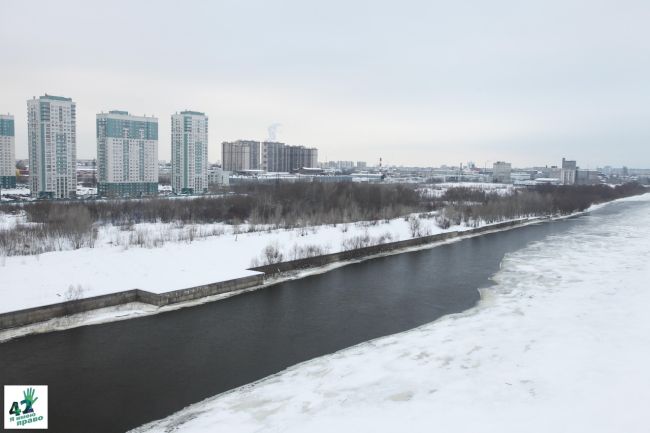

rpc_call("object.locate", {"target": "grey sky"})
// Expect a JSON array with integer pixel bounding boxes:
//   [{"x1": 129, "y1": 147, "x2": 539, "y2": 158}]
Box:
[{"x1": 1, "y1": 0, "x2": 649, "y2": 167}]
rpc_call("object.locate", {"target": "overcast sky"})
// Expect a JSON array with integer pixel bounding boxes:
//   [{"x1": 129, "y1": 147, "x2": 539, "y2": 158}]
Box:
[{"x1": 1, "y1": 0, "x2": 649, "y2": 168}]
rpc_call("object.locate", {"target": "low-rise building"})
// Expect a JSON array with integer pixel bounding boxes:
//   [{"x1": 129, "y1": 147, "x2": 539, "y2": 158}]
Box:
[
  {"x1": 576, "y1": 169, "x2": 602, "y2": 185},
  {"x1": 207, "y1": 166, "x2": 230, "y2": 187},
  {"x1": 534, "y1": 177, "x2": 562, "y2": 185},
  {"x1": 492, "y1": 161, "x2": 512, "y2": 183},
  {"x1": 511, "y1": 171, "x2": 532, "y2": 183}
]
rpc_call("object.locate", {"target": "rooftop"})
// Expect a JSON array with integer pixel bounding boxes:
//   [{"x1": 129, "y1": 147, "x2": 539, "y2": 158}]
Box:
[
  {"x1": 41, "y1": 94, "x2": 73, "y2": 102},
  {"x1": 98, "y1": 111, "x2": 158, "y2": 121}
]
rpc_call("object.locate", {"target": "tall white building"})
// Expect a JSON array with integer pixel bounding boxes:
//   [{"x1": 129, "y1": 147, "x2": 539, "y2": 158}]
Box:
[
  {"x1": 0, "y1": 114, "x2": 16, "y2": 189},
  {"x1": 27, "y1": 95, "x2": 77, "y2": 198},
  {"x1": 96, "y1": 110, "x2": 158, "y2": 196},
  {"x1": 171, "y1": 111, "x2": 208, "y2": 194}
]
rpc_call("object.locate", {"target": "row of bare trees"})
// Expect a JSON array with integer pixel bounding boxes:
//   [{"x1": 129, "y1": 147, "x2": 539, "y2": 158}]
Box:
[
  {"x1": 434, "y1": 183, "x2": 646, "y2": 227},
  {"x1": 1, "y1": 182, "x2": 646, "y2": 257},
  {"x1": 3, "y1": 183, "x2": 423, "y2": 227}
]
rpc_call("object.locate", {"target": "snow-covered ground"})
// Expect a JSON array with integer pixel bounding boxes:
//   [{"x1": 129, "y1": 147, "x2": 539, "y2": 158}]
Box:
[
  {"x1": 0, "y1": 186, "x2": 30, "y2": 200},
  {"x1": 77, "y1": 186, "x2": 97, "y2": 196},
  {"x1": 132, "y1": 193, "x2": 650, "y2": 433},
  {"x1": 435, "y1": 181, "x2": 515, "y2": 191},
  {"x1": 0, "y1": 212, "x2": 481, "y2": 314},
  {"x1": 0, "y1": 211, "x2": 23, "y2": 230},
  {"x1": 420, "y1": 182, "x2": 515, "y2": 198},
  {"x1": 0, "y1": 185, "x2": 97, "y2": 199}
]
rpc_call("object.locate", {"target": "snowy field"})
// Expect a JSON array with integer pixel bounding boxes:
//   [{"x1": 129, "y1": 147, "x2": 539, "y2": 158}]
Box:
[
  {"x1": 0, "y1": 185, "x2": 97, "y2": 199},
  {"x1": 133, "y1": 193, "x2": 650, "y2": 433},
  {"x1": 420, "y1": 182, "x2": 515, "y2": 198},
  {"x1": 0, "y1": 211, "x2": 482, "y2": 314}
]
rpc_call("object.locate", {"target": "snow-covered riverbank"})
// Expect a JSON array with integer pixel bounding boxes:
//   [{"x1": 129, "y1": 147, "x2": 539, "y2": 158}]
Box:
[
  {"x1": 0, "y1": 215, "x2": 545, "y2": 343},
  {"x1": 0, "y1": 212, "x2": 479, "y2": 315},
  {"x1": 132, "y1": 193, "x2": 650, "y2": 433}
]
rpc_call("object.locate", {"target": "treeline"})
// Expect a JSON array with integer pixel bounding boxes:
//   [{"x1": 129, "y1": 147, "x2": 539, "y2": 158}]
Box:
[
  {"x1": 1, "y1": 182, "x2": 646, "y2": 229},
  {"x1": 233, "y1": 182, "x2": 422, "y2": 225},
  {"x1": 0, "y1": 183, "x2": 423, "y2": 256},
  {"x1": 436, "y1": 183, "x2": 646, "y2": 227},
  {"x1": 0, "y1": 182, "x2": 646, "y2": 257},
  {"x1": 6, "y1": 183, "x2": 424, "y2": 227}
]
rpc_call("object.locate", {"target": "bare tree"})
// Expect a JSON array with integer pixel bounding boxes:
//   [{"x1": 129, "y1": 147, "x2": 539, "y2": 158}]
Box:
[
  {"x1": 408, "y1": 216, "x2": 422, "y2": 237},
  {"x1": 262, "y1": 242, "x2": 284, "y2": 265}
]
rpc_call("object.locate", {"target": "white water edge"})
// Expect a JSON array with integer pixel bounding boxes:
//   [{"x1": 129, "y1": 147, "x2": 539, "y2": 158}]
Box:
[{"x1": 131, "y1": 193, "x2": 650, "y2": 433}]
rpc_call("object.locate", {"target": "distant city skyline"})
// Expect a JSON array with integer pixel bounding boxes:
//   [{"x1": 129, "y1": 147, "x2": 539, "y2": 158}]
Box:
[{"x1": 2, "y1": 0, "x2": 650, "y2": 168}]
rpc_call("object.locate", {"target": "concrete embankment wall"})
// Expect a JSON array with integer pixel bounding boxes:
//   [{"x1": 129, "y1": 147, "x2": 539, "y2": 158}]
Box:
[
  {"x1": 0, "y1": 291, "x2": 140, "y2": 330},
  {"x1": 0, "y1": 219, "x2": 529, "y2": 331},
  {"x1": 0, "y1": 274, "x2": 264, "y2": 330}
]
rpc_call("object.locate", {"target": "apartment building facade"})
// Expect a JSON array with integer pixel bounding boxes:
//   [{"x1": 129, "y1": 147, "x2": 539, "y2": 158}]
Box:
[
  {"x1": 27, "y1": 94, "x2": 77, "y2": 198},
  {"x1": 222, "y1": 140, "x2": 260, "y2": 171},
  {"x1": 171, "y1": 111, "x2": 208, "y2": 194},
  {"x1": 96, "y1": 110, "x2": 158, "y2": 196},
  {"x1": 0, "y1": 114, "x2": 16, "y2": 189},
  {"x1": 261, "y1": 141, "x2": 318, "y2": 172}
]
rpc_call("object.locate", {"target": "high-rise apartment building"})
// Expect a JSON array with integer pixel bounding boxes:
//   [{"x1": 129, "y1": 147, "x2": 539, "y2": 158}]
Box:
[
  {"x1": 0, "y1": 114, "x2": 16, "y2": 189},
  {"x1": 96, "y1": 110, "x2": 158, "y2": 197},
  {"x1": 261, "y1": 141, "x2": 318, "y2": 172},
  {"x1": 261, "y1": 141, "x2": 288, "y2": 172},
  {"x1": 171, "y1": 111, "x2": 208, "y2": 194},
  {"x1": 288, "y1": 145, "x2": 318, "y2": 171},
  {"x1": 27, "y1": 94, "x2": 77, "y2": 198},
  {"x1": 222, "y1": 140, "x2": 260, "y2": 171},
  {"x1": 291, "y1": 145, "x2": 317, "y2": 171}
]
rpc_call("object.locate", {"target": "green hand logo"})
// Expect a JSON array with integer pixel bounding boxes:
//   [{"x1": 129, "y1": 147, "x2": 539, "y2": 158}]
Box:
[{"x1": 20, "y1": 387, "x2": 38, "y2": 414}]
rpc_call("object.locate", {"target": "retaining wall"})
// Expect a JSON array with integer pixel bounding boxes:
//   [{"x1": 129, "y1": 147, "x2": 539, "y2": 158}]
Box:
[{"x1": 0, "y1": 274, "x2": 264, "y2": 331}]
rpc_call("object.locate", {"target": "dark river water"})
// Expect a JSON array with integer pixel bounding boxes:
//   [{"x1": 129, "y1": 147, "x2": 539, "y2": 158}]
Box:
[{"x1": 0, "y1": 216, "x2": 581, "y2": 433}]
